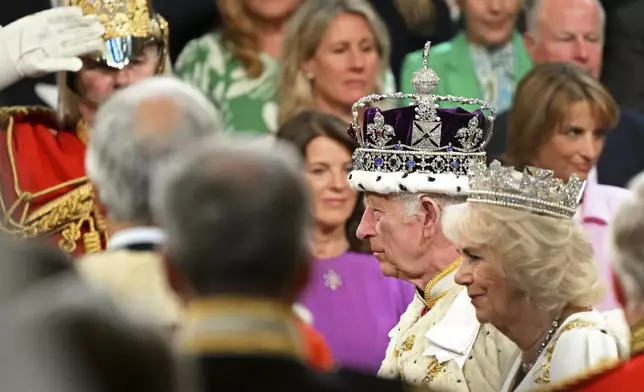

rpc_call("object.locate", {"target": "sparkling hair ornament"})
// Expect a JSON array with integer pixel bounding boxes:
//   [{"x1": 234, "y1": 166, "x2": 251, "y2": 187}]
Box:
[
  {"x1": 348, "y1": 42, "x2": 496, "y2": 195},
  {"x1": 467, "y1": 160, "x2": 586, "y2": 219}
]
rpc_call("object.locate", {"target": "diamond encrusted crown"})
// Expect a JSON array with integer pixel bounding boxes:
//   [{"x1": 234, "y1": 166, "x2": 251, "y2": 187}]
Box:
[
  {"x1": 349, "y1": 42, "x2": 496, "y2": 184},
  {"x1": 468, "y1": 160, "x2": 586, "y2": 219}
]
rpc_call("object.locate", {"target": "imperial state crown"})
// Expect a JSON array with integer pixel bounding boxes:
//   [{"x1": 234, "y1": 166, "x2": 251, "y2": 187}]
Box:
[
  {"x1": 468, "y1": 160, "x2": 586, "y2": 219},
  {"x1": 348, "y1": 42, "x2": 496, "y2": 195},
  {"x1": 61, "y1": 0, "x2": 168, "y2": 70}
]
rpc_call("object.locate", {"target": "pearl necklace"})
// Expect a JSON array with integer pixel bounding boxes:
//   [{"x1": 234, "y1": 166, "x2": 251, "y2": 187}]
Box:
[{"x1": 520, "y1": 317, "x2": 561, "y2": 374}]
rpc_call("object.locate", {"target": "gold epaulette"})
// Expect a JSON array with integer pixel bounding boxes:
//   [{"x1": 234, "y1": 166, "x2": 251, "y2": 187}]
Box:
[
  {"x1": 534, "y1": 358, "x2": 622, "y2": 391},
  {"x1": 0, "y1": 106, "x2": 58, "y2": 126},
  {"x1": 0, "y1": 107, "x2": 107, "y2": 254}
]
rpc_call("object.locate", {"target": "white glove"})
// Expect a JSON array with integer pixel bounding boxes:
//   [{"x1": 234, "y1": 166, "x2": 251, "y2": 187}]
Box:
[{"x1": 0, "y1": 7, "x2": 105, "y2": 91}]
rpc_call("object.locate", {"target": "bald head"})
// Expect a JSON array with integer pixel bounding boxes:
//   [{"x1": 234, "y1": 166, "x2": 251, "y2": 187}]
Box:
[
  {"x1": 86, "y1": 77, "x2": 222, "y2": 225},
  {"x1": 524, "y1": 0, "x2": 604, "y2": 78}
]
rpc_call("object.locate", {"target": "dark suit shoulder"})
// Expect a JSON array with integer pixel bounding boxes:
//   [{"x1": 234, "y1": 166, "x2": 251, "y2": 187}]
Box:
[
  {"x1": 191, "y1": 354, "x2": 418, "y2": 392},
  {"x1": 334, "y1": 368, "x2": 419, "y2": 392}
]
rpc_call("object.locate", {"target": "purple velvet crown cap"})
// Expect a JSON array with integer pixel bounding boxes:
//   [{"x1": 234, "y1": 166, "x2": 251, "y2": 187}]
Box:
[{"x1": 348, "y1": 105, "x2": 489, "y2": 151}]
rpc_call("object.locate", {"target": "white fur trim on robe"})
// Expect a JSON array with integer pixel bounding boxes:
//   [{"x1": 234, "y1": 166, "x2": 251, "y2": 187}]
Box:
[
  {"x1": 348, "y1": 170, "x2": 469, "y2": 195},
  {"x1": 379, "y1": 286, "x2": 518, "y2": 390}
]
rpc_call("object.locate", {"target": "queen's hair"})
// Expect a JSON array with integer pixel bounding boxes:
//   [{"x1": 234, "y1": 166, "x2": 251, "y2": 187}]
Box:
[
  {"x1": 610, "y1": 172, "x2": 644, "y2": 307},
  {"x1": 504, "y1": 62, "x2": 619, "y2": 170},
  {"x1": 277, "y1": 0, "x2": 391, "y2": 126},
  {"x1": 442, "y1": 203, "x2": 603, "y2": 312}
]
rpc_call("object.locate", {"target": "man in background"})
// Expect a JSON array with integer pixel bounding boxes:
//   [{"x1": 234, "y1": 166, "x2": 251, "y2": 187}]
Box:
[
  {"x1": 78, "y1": 77, "x2": 222, "y2": 331},
  {"x1": 151, "y1": 136, "x2": 418, "y2": 391},
  {"x1": 486, "y1": 0, "x2": 644, "y2": 189}
]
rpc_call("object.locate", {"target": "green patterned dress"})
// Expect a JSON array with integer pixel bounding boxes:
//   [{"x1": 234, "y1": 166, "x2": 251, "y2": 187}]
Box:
[
  {"x1": 176, "y1": 32, "x2": 398, "y2": 134},
  {"x1": 175, "y1": 32, "x2": 279, "y2": 134}
]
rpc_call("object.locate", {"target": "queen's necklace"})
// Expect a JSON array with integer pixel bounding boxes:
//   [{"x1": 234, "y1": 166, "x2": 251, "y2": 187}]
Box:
[{"x1": 520, "y1": 316, "x2": 561, "y2": 374}]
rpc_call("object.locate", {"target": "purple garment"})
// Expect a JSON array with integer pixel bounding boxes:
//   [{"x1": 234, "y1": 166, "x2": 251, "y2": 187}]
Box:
[{"x1": 298, "y1": 251, "x2": 414, "y2": 374}]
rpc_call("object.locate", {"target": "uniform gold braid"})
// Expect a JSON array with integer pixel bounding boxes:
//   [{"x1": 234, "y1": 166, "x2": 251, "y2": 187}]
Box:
[
  {"x1": 424, "y1": 257, "x2": 462, "y2": 309},
  {"x1": 629, "y1": 318, "x2": 644, "y2": 357},
  {"x1": 0, "y1": 112, "x2": 107, "y2": 254}
]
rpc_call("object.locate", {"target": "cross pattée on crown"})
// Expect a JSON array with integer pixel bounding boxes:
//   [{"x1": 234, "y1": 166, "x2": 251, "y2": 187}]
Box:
[{"x1": 410, "y1": 42, "x2": 442, "y2": 151}]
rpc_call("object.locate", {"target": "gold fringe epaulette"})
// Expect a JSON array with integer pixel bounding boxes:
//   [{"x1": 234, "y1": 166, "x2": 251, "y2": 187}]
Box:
[
  {"x1": 0, "y1": 106, "x2": 58, "y2": 128},
  {"x1": 533, "y1": 358, "x2": 623, "y2": 391},
  {"x1": 0, "y1": 107, "x2": 107, "y2": 254}
]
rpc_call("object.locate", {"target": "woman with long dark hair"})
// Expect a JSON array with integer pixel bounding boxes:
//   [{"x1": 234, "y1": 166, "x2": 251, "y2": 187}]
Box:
[{"x1": 277, "y1": 110, "x2": 413, "y2": 374}]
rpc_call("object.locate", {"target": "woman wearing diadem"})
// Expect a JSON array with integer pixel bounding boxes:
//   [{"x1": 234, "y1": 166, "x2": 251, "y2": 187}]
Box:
[{"x1": 442, "y1": 160, "x2": 627, "y2": 391}]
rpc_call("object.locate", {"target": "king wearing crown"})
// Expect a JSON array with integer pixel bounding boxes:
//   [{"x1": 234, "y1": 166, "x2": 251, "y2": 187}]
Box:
[
  {"x1": 350, "y1": 42, "x2": 518, "y2": 390},
  {"x1": 0, "y1": 0, "x2": 169, "y2": 255}
]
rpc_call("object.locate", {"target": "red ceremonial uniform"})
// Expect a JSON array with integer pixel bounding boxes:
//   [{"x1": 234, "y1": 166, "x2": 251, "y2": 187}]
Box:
[
  {"x1": 537, "y1": 321, "x2": 644, "y2": 392},
  {"x1": 0, "y1": 107, "x2": 107, "y2": 256}
]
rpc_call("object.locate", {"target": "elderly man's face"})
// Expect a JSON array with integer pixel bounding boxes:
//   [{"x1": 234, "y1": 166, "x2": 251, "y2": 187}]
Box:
[
  {"x1": 525, "y1": 0, "x2": 604, "y2": 78},
  {"x1": 356, "y1": 194, "x2": 429, "y2": 281}
]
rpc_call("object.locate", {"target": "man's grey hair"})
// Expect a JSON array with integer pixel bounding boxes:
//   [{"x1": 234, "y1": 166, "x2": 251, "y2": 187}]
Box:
[
  {"x1": 151, "y1": 135, "x2": 310, "y2": 297},
  {"x1": 525, "y1": 0, "x2": 605, "y2": 38},
  {"x1": 611, "y1": 173, "x2": 644, "y2": 308},
  {"x1": 396, "y1": 192, "x2": 466, "y2": 221},
  {"x1": 86, "y1": 76, "x2": 222, "y2": 224}
]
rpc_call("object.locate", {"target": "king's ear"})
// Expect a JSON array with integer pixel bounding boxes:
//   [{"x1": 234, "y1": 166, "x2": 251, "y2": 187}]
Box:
[{"x1": 419, "y1": 194, "x2": 441, "y2": 237}]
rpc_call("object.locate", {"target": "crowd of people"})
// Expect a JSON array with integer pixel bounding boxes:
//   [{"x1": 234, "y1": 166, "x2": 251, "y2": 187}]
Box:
[{"x1": 0, "y1": 0, "x2": 643, "y2": 391}]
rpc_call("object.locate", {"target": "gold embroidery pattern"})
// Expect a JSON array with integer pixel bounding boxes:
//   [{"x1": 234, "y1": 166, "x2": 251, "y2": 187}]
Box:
[
  {"x1": 534, "y1": 358, "x2": 621, "y2": 391},
  {"x1": 630, "y1": 319, "x2": 644, "y2": 357},
  {"x1": 533, "y1": 320, "x2": 597, "y2": 384},
  {"x1": 422, "y1": 357, "x2": 443, "y2": 386},
  {"x1": 401, "y1": 335, "x2": 415, "y2": 352},
  {"x1": 1, "y1": 111, "x2": 107, "y2": 254},
  {"x1": 70, "y1": 0, "x2": 153, "y2": 39}
]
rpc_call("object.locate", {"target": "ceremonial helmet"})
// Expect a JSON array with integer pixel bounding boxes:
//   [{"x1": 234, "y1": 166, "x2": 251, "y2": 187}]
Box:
[
  {"x1": 56, "y1": 0, "x2": 170, "y2": 125},
  {"x1": 62, "y1": 0, "x2": 169, "y2": 72}
]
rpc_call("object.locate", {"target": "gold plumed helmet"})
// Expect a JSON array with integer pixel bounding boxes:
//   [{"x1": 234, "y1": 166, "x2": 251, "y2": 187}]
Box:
[{"x1": 64, "y1": 0, "x2": 169, "y2": 73}]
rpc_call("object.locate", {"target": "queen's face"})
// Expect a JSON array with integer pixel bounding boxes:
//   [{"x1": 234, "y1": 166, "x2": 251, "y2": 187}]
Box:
[
  {"x1": 533, "y1": 100, "x2": 607, "y2": 181},
  {"x1": 77, "y1": 45, "x2": 160, "y2": 106},
  {"x1": 302, "y1": 12, "x2": 380, "y2": 113},
  {"x1": 357, "y1": 194, "x2": 427, "y2": 280},
  {"x1": 454, "y1": 246, "x2": 523, "y2": 325},
  {"x1": 304, "y1": 136, "x2": 358, "y2": 233}
]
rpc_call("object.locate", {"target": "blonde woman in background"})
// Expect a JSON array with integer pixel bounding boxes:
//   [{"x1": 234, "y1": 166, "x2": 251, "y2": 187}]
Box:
[
  {"x1": 176, "y1": 0, "x2": 303, "y2": 134},
  {"x1": 504, "y1": 62, "x2": 632, "y2": 311},
  {"x1": 277, "y1": 0, "x2": 393, "y2": 126}
]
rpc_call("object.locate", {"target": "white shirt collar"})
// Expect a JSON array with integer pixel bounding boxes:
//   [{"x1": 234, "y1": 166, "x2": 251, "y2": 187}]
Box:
[{"x1": 107, "y1": 227, "x2": 166, "y2": 251}]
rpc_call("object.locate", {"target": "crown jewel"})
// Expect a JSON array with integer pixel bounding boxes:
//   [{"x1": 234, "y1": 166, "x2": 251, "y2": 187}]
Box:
[
  {"x1": 348, "y1": 42, "x2": 497, "y2": 195},
  {"x1": 468, "y1": 160, "x2": 586, "y2": 219}
]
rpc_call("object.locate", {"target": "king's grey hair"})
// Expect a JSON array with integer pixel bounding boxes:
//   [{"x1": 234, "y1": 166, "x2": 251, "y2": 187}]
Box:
[
  {"x1": 396, "y1": 192, "x2": 466, "y2": 221},
  {"x1": 151, "y1": 135, "x2": 311, "y2": 297},
  {"x1": 525, "y1": 0, "x2": 605, "y2": 38},
  {"x1": 86, "y1": 77, "x2": 222, "y2": 224}
]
